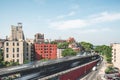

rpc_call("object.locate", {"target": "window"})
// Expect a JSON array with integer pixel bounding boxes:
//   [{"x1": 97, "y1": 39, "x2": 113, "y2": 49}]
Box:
[
  {"x1": 6, "y1": 42, "x2": 9, "y2": 46},
  {"x1": 13, "y1": 54, "x2": 15, "y2": 58},
  {"x1": 114, "y1": 49, "x2": 116, "y2": 52},
  {"x1": 13, "y1": 48, "x2": 15, "y2": 52},
  {"x1": 6, "y1": 54, "x2": 9, "y2": 58},
  {"x1": 6, "y1": 48, "x2": 9, "y2": 52},
  {"x1": 114, "y1": 59, "x2": 116, "y2": 62},
  {"x1": 17, "y1": 43, "x2": 19, "y2": 46},
  {"x1": 26, "y1": 53, "x2": 28, "y2": 56},
  {"x1": 13, "y1": 42, "x2": 15, "y2": 46},
  {"x1": 17, "y1": 48, "x2": 19, "y2": 52},
  {"x1": 17, "y1": 59, "x2": 19, "y2": 63},
  {"x1": 13, "y1": 59, "x2": 15, "y2": 62},
  {"x1": 17, "y1": 54, "x2": 19, "y2": 57}
]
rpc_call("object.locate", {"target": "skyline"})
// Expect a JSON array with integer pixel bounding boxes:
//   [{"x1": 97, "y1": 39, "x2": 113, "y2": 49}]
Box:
[{"x1": 0, "y1": 0, "x2": 120, "y2": 45}]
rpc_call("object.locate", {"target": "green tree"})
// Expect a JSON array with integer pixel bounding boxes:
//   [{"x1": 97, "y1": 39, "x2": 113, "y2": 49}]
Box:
[
  {"x1": 50, "y1": 41, "x2": 57, "y2": 44},
  {"x1": 80, "y1": 42, "x2": 93, "y2": 52},
  {"x1": 0, "y1": 49, "x2": 3, "y2": 62},
  {"x1": 58, "y1": 42, "x2": 69, "y2": 49},
  {"x1": 62, "y1": 48, "x2": 77, "y2": 57},
  {"x1": 24, "y1": 60, "x2": 30, "y2": 64},
  {"x1": 94, "y1": 45, "x2": 112, "y2": 63}
]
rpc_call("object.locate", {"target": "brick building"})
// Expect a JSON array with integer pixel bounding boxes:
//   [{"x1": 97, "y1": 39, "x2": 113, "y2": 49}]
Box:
[{"x1": 34, "y1": 43, "x2": 57, "y2": 60}]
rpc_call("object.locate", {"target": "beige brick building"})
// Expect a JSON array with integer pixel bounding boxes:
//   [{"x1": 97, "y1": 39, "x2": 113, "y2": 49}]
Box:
[
  {"x1": 4, "y1": 41, "x2": 25, "y2": 64},
  {"x1": 4, "y1": 23, "x2": 27, "y2": 64},
  {"x1": 111, "y1": 43, "x2": 120, "y2": 69}
]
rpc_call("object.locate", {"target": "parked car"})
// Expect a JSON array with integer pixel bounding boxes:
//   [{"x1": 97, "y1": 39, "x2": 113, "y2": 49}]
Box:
[{"x1": 92, "y1": 66, "x2": 97, "y2": 71}]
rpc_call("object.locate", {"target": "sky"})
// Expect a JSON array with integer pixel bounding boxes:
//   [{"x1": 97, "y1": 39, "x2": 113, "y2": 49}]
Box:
[{"x1": 0, "y1": 0, "x2": 120, "y2": 45}]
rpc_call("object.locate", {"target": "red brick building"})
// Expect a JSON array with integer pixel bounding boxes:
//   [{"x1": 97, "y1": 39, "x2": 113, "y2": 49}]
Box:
[{"x1": 34, "y1": 43, "x2": 57, "y2": 60}]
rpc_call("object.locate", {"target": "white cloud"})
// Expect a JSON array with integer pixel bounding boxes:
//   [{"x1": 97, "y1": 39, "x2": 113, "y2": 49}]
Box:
[
  {"x1": 56, "y1": 11, "x2": 76, "y2": 19},
  {"x1": 50, "y1": 19, "x2": 87, "y2": 30},
  {"x1": 78, "y1": 28, "x2": 111, "y2": 34},
  {"x1": 50, "y1": 12, "x2": 120, "y2": 30}
]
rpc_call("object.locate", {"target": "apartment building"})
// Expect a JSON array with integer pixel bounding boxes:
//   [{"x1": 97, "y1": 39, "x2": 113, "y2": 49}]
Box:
[
  {"x1": 4, "y1": 41, "x2": 25, "y2": 64},
  {"x1": 34, "y1": 33, "x2": 44, "y2": 43},
  {"x1": 4, "y1": 23, "x2": 26, "y2": 64},
  {"x1": 111, "y1": 43, "x2": 120, "y2": 69},
  {"x1": 25, "y1": 39, "x2": 35, "y2": 61},
  {"x1": 34, "y1": 43, "x2": 57, "y2": 60}
]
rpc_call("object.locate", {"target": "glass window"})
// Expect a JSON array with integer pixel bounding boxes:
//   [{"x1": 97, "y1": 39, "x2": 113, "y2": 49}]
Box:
[
  {"x1": 17, "y1": 54, "x2": 19, "y2": 57},
  {"x1": 6, "y1": 48, "x2": 9, "y2": 52},
  {"x1": 13, "y1": 42, "x2": 15, "y2": 46},
  {"x1": 13, "y1": 59, "x2": 15, "y2": 62},
  {"x1": 6, "y1": 42, "x2": 9, "y2": 46},
  {"x1": 27, "y1": 53, "x2": 28, "y2": 56},
  {"x1": 13, "y1": 48, "x2": 15, "y2": 52},
  {"x1": 17, "y1": 43, "x2": 19, "y2": 46},
  {"x1": 17, "y1": 48, "x2": 19, "y2": 52},
  {"x1": 6, "y1": 54, "x2": 9, "y2": 58},
  {"x1": 17, "y1": 59, "x2": 19, "y2": 63},
  {"x1": 13, "y1": 54, "x2": 15, "y2": 58}
]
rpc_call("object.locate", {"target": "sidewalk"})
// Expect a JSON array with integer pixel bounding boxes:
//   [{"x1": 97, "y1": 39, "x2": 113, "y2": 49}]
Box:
[{"x1": 97, "y1": 61, "x2": 107, "y2": 80}]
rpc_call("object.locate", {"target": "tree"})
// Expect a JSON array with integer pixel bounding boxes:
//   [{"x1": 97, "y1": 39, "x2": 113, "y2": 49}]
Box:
[
  {"x1": 0, "y1": 49, "x2": 3, "y2": 62},
  {"x1": 62, "y1": 48, "x2": 77, "y2": 57},
  {"x1": 50, "y1": 41, "x2": 57, "y2": 44},
  {"x1": 80, "y1": 42, "x2": 93, "y2": 52},
  {"x1": 24, "y1": 60, "x2": 30, "y2": 64},
  {"x1": 94, "y1": 45, "x2": 112, "y2": 63},
  {"x1": 58, "y1": 42, "x2": 69, "y2": 49}
]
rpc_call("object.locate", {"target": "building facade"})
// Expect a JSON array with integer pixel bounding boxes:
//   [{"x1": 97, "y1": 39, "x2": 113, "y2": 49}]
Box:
[
  {"x1": 0, "y1": 39, "x2": 5, "y2": 49},
  {"x1": 57, "y1": 49, "x2": 64, "y2": 58},
  {"x1": 25, "y1": 39, "x2": 35, "y2": 61},
  {"x1": 111, "y1": 43, "x2": 120, "y2": 69},
  {"x1": 34, "y1": 43, "x2": 57, "y2": 60},
  {"x1": 9, "y1": 23, "x2": 25, "y2": 41},
  {"x1": 4, "y1": 41, "x2": 25, "y2": 64},
  {"x1": 34, "y1": 33, "x2": 44, "y2": 43},
  {"x1": 4, "y1": 23, "x2": 26, "y2": 64}
]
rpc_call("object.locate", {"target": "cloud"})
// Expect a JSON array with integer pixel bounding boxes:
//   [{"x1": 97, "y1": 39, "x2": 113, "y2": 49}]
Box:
[
  {"x1": 90, "y1": 12, "x2": 120, "y2": 24},
  {"x1": 50, "y1": 19, "x2": 87, "y2": 30},
  {"x1": 50, "y1": 12, "x2": 120, "y2": 30},
  {"x1": 56, "y1": 11, "x2": 76, "y2": 19},
  {"x1": 78, "y1": 28, "x2": 111, "y2": 34}
]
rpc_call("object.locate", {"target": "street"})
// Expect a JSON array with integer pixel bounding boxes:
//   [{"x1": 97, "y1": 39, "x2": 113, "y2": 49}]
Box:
[{"x1": 80, "y1": 61, "x2": 104, "y2": 80}]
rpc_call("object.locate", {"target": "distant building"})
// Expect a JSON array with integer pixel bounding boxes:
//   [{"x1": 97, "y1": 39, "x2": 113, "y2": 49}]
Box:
[
  {"x1": 34, "y1": 33, "x2": 44, "y2": 43},
  {"x1": 25, "y1": 39, "x2": 35, "y2": 61},
  {"x1": 111, "y1": 43, "x2": 120, "y2": 69},
  {"x1": 67, "y1": 37, "x2": 75, "y2": 43},
  {"x1": 4, "y1": 23, "x2": 26, "y2": 64},
  {"x1": 54, "y1": 39, "x2": 66, "y2": 43},
  {"x1": 34, "y1": 43, "x2": 57, "y2": 60},
  {"x1": 57, "y1": 49, "x2": 64, "y2": 58},
  {"x1": 68, "y1": 43, "x2": 80, "y2": 52},
  {"x1": 0, "y1": 39, "x2": 5, "y2": 49},
  {"x1": 9, "y1": 23, "x2": 25, "y2": 41}
]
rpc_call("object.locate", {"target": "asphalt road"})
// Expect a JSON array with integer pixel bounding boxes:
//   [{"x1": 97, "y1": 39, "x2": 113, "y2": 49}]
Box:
[{"x1": 81, "y1": 61, "x2": 103, "y2": 80}]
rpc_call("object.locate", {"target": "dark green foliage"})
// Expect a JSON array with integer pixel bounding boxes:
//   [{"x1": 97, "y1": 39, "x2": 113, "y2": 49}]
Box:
[
  {"x1": 0, "y1": 49, "x2": 3, "y2": 62},
  {"x1": 62, "y1": 48, "x2": 77, "y2": 57},
  {"x1": 58, "y1": 42, "x2": 69, "y2": 49},
  {"x1": 94, "y1": 45, "x2": 112, "y2": 63},
  {"x1": 80, "y1": 42, "x2": 93, "y2": 51}
]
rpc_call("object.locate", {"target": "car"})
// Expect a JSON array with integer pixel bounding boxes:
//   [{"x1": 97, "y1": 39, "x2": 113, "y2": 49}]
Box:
[{"x1": 92, "y1": 66, "x2": 97, "y2": 71}]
